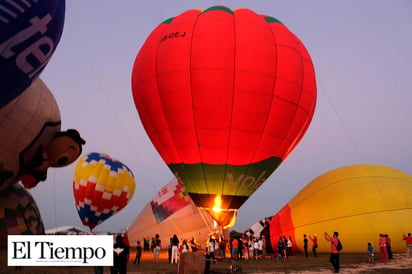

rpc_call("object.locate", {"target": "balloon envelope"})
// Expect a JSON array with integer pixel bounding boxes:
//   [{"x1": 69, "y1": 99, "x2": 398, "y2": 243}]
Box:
[
  {"x1": 0, "y1": 78, "x2": 61, "y2": 191},
  {"x1": 246, "y1": 165, "x2": 412, "y2": 253},
  {"x1": 0, "y1": 183, "x2": 45, "y2": 247},
  {"x1": 0, "y1": 0, "x2": 65, "y2": 108},
  {"x1": 132, "y1": 6, "x2": 317, "y2": 227},
  {"x1": 127, "y1": 177, "x2": 216, "y2": 248},
  {"x1": 73, "y1": 152, "x2": 136, "y2": 231}
]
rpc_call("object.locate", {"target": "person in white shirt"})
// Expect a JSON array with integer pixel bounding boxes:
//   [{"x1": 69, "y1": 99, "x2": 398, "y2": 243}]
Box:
[
  {"x1": 248, "y1": 238, "x2": 254, "y2": 260},
  {"x1": 258, "y1": 237, "x2": 264, "y2": 259},
  {"x1": 287, "y1": 236, "x2": 293, "y2": 256},
  {"x1": 253, "y1": 238, "x2": 259, "y2": 260}
]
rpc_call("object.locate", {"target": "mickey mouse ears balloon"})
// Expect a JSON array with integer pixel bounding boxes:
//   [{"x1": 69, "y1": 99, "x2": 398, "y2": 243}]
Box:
[
  {"x1": 73, "y1": 152, "x2": 136, "y2": 231},
  {"x1": 0, "y1": 0, "x2": 65, "y2": 108},
  {"x1": 131, "y1": 6, "x2": 317, "y2": 228}
]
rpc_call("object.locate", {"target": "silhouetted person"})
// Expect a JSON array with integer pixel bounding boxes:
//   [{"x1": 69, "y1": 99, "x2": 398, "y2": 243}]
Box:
[
  {"x1": 112, "y1": 235, "x2": 129, "y2": 274},
  {"x1": 303, "y1": 234, "x2": 308, "y2": 258},
  {"x1": 133, "y1": 241, "x2": 142, "y2": 265}
]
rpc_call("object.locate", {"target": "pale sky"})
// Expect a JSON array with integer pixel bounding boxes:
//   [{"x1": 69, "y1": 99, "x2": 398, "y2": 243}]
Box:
[{"x1": 30, "y1": 0, "x2": 412, "y2": 233}]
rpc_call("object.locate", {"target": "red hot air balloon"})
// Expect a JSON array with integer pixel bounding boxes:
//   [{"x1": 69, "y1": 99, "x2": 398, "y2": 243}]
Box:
[{"x1": 131, "y1": 6, "x2": 317, "y2": 228}]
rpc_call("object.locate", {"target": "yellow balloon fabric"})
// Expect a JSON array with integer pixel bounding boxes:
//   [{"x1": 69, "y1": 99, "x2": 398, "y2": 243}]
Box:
[
  {"x1": 290, "y1": 165, "x2": 412, "y2": 253},
  {"x1": 256, "y1": 164, "x2": 412, "y2": 253}
]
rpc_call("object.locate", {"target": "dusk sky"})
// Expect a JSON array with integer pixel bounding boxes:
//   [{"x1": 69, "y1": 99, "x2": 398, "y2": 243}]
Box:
[{"x1": 30, "y1": 0, "x2": 412, "y2": 234}]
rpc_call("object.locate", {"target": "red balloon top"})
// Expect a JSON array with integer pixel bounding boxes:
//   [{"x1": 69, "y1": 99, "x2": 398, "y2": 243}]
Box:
[{"x1": 132, "y1": 6, "x2": 316, "y2": 167}]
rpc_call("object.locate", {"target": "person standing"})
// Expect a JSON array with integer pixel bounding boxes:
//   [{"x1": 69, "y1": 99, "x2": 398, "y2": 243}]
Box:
[
  {"x1": 231, "y1": 237, "x2": 239, "y2": 259},
  {"x1": 379, "y1": 233, "x2": 388, "y2": 263},
  {"x1": 324, "y1": 231, "x2": 340, "y2": 273},
  {"x1": 262, "y1": 235, "x2": 267, "y2": 259},
  {"x1": 287, "y1": 236, "x2": 293, "y2": 256},
  {"x1": 112, "y1": 235, "x2": 129, "y2": 274},
  {"x1": 219, "y1": 237, "x2": 226, "y2": 259},
  {"x1": 190, "y1": 236, "x2": 198, "y2": 252},
  {"x1": 403, "y1": 233, "x2": 412, "y2": 258},
  {"x1": 367, "y1": 242, "x2": 374, "y2": 263},
  {"x1": 257, "y1": 237, "x2": 263, "y2": 259},
  {"x1": 253, "y1": 238, "x2": 259, "y2": 260},
  {"x1": 303, "y1": 234, "x2": 309, "y2": 258},
  {"x1": 213, "y1": 238, "x2": 220, "y2": 259},
  {"x1": 207, "y1": 237, "x2": 215, "y2": 261},
  {"x1": 237, "y1": 237, "x2": 243, "y2": 260},
  {"x1": 168, "y1": 237, "x2": 173, "y2": 263},
  {"x1": 243, "y1": 237, "x2": 249, "y2": 260},
  {"x1": 248, "y1": 237, "x2": 254, "y2": 260},
  {"x1": 144, "y1": 236, "x2": 150, "y2": 251},
  {"x1": 171, "y1": 234, "x2": 179, "y2": 264},
  {"x1": 153, "y1": 234, "x2": 161, "y2": 264},
  {"x1": 282, "y1": 236, "x2": 289, "y2": 258},
  {"x1": 150, "y1": 237, "x2": 155, "y2": 253},
  {"x1": 309, "y1": 234, "x2": 318, "y2": 257},
  {"x1": 277, "y1": 237, "x2": 286, "y2": 258},
  {"x1": 385, "y1": 234, "x2": 392, "y2": 260},
  {"x1": 133, "y1": 241, "x2": 142, "y2": 265}
]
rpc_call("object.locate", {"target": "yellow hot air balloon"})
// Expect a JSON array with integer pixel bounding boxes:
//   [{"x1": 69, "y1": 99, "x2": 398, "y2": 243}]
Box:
[{"x1": 245, "y1": 164, "x2": 412, "y2": 253}]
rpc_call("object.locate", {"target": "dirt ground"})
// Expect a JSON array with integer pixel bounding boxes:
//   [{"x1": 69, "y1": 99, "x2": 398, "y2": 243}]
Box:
[{"x1": 1, "y1": 249, "x2": 412, "y2": 273}]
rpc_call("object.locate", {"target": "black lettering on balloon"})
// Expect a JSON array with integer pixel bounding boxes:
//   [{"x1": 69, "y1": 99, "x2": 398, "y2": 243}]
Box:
[{"x1": 160, "y1": 32, "x2": 186, "y2": 43}]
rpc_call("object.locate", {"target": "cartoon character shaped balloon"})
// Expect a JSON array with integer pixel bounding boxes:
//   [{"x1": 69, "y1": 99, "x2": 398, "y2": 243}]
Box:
[
  {"x1": 0, "y1": 78, "x2": 86, "y2": 191},
  {"x1": 0, "y1": 183, "x2": 45, "y2": 247},
  {"x1": 73, "y1": 152, "x2": 136, "y2": 231},
  {"x1": 131, "y1": 6, "x2": 317, "y2": 227},
  {"x1": 0, "y1": 0, "x2": 66, "y2": 108}
]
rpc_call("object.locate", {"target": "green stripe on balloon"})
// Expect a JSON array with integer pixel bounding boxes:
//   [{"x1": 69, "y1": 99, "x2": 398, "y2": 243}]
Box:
[
  {"x1": 202, "y1": 6, "x2": 234, "y2": 15},
  {"x1": 169, "y1": 156, "x2": 282, "y2": 199},
  {"x1": 161, "y1": 17, "x2": 174, "y2": 24},
  {"x1": 264, "y1": 16, "x2": 283, "y2": 24}
]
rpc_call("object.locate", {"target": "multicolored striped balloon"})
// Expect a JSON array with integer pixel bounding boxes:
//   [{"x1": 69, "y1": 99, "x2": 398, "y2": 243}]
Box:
[{"x1": 73, "y1": 152, "x2": 136, "y2": 231}]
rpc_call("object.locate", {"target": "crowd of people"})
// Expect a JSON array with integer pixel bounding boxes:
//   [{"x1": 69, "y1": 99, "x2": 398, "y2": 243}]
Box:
[
  {"x1": 141, "y1": 234, "x2": 204, "y2": 264},
  {"x1": 107, "y1": 231, "x2": 412, "y2": 274},
  {"x1": 272, "y1": 235, "x2": 294, "y2": 259},
  {"x1": 131, "y1": 233, "x2": 273, "y2": 266},
  {"x1": 215, "y1": 235, "x2": 270, "y2": 261}
]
